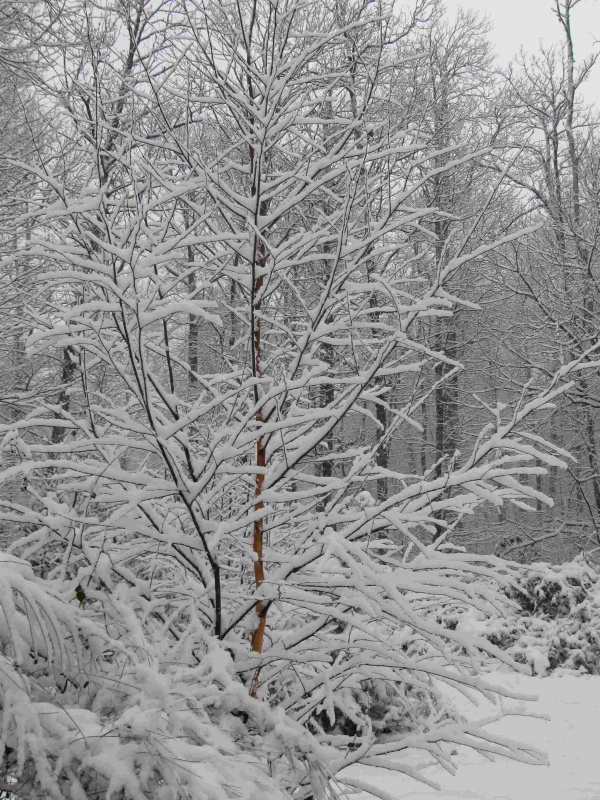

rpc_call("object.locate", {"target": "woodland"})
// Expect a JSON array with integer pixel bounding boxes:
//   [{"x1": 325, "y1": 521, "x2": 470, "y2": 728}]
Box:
[{"x1": 0, "y1": 0, "x2": 599, "y2": 798}]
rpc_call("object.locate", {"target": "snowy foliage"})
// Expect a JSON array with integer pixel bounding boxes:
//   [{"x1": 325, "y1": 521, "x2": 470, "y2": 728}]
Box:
[
  {"x1": 0, "y1": 544, "x2": 553, "y2": 799},
  {"x1": 0, "y1": 547, "x2": 318, "y2": 799}
]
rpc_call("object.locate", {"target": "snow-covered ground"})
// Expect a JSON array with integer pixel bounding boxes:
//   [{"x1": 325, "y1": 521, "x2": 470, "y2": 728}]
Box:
[{"x1": 347, "y1": 671, "x2": 600, "y2": 799}]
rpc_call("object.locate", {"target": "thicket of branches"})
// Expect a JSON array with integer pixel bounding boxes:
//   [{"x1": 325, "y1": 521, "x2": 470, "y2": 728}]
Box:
[{"x1": 0, "y1": 0, "x2": 597, "y2": 798}]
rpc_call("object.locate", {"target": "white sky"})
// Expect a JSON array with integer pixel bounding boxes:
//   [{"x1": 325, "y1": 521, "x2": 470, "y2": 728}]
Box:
[{"x1": 448, "y1": 0, "x2": 600, "y2": 105}]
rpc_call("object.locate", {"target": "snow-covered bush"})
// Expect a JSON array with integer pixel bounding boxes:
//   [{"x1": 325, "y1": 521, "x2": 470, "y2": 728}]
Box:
[
  {"x1": 448, "y1": 559, "x2": 600, "y2": 677},
  {"x1": 318, "y1": 676, "x2": 459, "y2": 741},
  {"x1": 508, "y1": 558, "x2": 597, "y2": 619}
]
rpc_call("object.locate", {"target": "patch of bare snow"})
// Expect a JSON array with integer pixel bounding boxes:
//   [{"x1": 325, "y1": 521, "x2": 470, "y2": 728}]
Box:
[{"x1": 344, "y1": 671, "x2": 600, "y2": 799}]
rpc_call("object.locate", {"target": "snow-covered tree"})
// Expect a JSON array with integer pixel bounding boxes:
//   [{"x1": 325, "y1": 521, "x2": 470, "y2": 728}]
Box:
[{"x1": 0, "y1": 1, "x2": 598, "y2": 798}]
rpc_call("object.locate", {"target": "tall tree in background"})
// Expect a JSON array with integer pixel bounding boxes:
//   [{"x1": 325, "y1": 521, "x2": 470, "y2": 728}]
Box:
[
  {"x1": 389, "y1": 3, "x2": 502, "y2": 538},
  {"x1": 0, "y1": 0, "x2": 61, "y2": 541},
  {"x1": 492, "y1": 0, "x2": 600, "y2": 557}
]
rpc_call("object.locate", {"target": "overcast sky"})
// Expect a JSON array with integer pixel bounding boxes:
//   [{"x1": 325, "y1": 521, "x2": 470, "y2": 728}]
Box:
[{"x1": 449, "y1": 0, "x2": 600, "y2": 104}]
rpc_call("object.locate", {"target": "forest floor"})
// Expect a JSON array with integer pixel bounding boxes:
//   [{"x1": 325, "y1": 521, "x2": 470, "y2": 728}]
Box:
[{"x1": 348, "y1": 670, "x2": 600, "y2": 799}]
